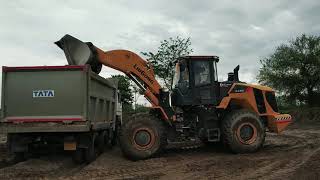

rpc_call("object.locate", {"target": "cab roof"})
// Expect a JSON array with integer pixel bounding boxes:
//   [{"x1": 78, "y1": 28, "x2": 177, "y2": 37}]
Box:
[{"x1": 179, "y1": 56, "x2": 219, "y2": 62}]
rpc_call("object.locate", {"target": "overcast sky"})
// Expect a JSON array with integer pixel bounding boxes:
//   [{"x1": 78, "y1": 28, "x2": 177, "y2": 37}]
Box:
[{"x1": 1, "y1": 0, "x2": 319, "y2": 105}]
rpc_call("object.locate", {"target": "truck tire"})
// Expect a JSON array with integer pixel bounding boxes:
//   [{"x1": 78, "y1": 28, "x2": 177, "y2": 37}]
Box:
[
  {"x1": 111, "y1": 119, "x2": 121, "y2": 146},
  {"x1": 119, "y1": 113, "x2": 167, "y2": 161},
  {"x1": 72, "y1": 148, "x2": 85, "y2": 164},
  {"x1": 13, "y1": 152, "x2": 26, "y2": 162},
  {"x1": 84, "y1": 134, "x2": 97, "y2": 163},
  {"x1": 221, "y1": 109, "x2": 266, "y2": 153},
  {"x1": 104, "y1": 130, "x2": 112, "y2": 149},
  {"x1": 97, "y1": 131, "x2": 105, "y2": 153}
]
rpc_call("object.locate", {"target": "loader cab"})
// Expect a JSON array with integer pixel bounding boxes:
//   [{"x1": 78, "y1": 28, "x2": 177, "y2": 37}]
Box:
[{"x1": 171, "y1": 56, "x2": 220, "y2": 106}]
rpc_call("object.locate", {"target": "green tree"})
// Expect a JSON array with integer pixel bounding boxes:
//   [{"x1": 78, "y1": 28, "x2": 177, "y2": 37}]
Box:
[
  {"x1": 111, "y1": 75, "x2": 133, "y2": 105},
  {"x1": 258, "y1": 34, "x2": 320, "y2": 107},
  {"x1": 134, "y1": 104, "x2": 149, "y2": 113},
  {"x1": 141, "y1": 36, "x2": 193, "y2": 89}
]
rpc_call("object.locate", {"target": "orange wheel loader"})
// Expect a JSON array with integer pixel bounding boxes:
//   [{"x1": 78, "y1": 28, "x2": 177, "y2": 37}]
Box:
[{"x1": 55, "y1": 34, "x2": 292, "y2": 160}]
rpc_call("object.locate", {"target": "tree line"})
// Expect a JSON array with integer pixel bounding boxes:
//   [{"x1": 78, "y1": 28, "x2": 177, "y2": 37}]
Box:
[{"x1": 258, "y1": 34, "x2": 320, "y2": 108}]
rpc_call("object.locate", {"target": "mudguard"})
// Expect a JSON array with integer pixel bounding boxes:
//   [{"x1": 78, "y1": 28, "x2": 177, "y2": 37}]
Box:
[{"x1": 217, "y1": 83, "x2": 292, "y2": 133}]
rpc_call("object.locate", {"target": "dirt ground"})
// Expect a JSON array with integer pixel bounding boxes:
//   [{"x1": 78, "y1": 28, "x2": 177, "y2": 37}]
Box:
[{"x1": 0, "y1": 121, "x2": 319, "y2": 180}]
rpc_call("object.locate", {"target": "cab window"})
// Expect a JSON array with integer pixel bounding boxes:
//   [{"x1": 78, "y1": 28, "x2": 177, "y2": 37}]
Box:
[
  {"x1": 172, "y1": 61, "x2": 189, "y2": 89},
  {"x1": 193, "y1": 61, "x2": 210, "y2": 86}
]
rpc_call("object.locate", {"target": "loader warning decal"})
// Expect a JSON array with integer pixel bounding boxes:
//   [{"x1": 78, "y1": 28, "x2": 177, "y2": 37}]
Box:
[{"x1": 33, "y1": 90, "x2": 55, "y2": 98}]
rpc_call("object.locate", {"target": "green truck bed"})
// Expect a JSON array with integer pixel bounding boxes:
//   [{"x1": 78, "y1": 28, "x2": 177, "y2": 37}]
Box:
[{"x1": 0, "y1": 65, "x2": 118, "y2": 133}]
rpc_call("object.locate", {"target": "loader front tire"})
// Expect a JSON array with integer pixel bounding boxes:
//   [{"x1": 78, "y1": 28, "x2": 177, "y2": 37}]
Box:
[
  {"x1": 222, "y1": 109, "x2": 265, "y2": 153},
  {"x1": 119, "y1": 113, "x2": 167, "y2": 161}
]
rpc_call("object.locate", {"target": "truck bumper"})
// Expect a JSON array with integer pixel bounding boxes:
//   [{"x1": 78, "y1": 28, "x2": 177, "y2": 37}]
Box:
[{"x1": 0, "y1": 123, "x2": 90, "y2": 133}]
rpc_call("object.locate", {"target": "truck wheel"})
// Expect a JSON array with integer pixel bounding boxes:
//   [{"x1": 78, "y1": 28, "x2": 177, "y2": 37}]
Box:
[
  {"x1": 104, "y1": 130, "x2": 112, "y2": 149},
  {"x1": 72, "y1": 148, "x2": 85, "y2": 164},
  {"x1": 111, "y1": 119, "x2": 121, "y2": 146},
  {"x1": 119, "y1": 113, "x2": 167, "y2": 161},
  {"x1": 13, "y1": 152, "x2": 26, "y2": 162},
  {"x1": 84, "y1": 134, "x2": 97, "y2": 163},
  {"x1": 222, "y1": 109, "x2": 266, "y2": 153},
  {"x1": 97, "y1": 132, "x2": 105, "y2": 153}
]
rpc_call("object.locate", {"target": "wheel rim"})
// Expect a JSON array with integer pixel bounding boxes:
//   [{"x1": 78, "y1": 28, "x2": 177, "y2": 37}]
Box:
[
  {"x1": 133, "y1": 128, "x2": 156, "y2": 150},
  {"x1": 236, "y1": 122, "x2": 257, "y2": 145}
]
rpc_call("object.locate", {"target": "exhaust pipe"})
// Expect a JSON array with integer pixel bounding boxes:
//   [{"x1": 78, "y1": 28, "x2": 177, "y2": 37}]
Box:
[
  {"x1": 233, "y1": 65, "x2": 240, "y2": 81},
  {"x1": 55, "y1": 34, "x2": 102, "y2": 74}
]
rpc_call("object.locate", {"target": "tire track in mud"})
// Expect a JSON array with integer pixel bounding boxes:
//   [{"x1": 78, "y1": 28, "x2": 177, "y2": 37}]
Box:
[
  {"x1": 264, "y1": 129, "x2": 320, "y2": 152},
  {"x1": 0, "y1": 125, "x2": 320, "y2": 180},
  {"x1": 71, "y1": 147, "x2": 268, "y2": 180},
  {"x1": 239, "y1": 128, "x2": 320, "y2": 180},
  {"x1": 64, "y1": 131, "x2": 319, "y2": 180},
  {"x1": 262, "y1": 147, "x2": 320, "y2": 180},
  {"x1": 0, "y1": 155, "x2": 88, "y2": 180},
  {"x1": 166, "y1": 127, "x2": 320, "y2": 180},
  {"x1": 290, "y1": 147, "x2": 320, "y2": 179},
  {"x1": 0, "y1": 143, "x2": 21, "y2": 170},
  {"x1": 69, "y1": 153, "x2": 169, "y2": 179},
  {"x1": 46, "y1": 160, "x2": 88, "y2": 179},
  {"x1": 66, "y1": 144, "x2": 210, "y2": 179}
]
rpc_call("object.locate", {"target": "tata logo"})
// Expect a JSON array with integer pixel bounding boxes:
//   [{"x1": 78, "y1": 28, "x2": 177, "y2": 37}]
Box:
[{"x1": 33, "y1": 90, "x2": 55, "y2": 98}]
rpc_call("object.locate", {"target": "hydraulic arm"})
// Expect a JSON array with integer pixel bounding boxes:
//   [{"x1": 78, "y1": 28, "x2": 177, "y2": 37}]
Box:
[{"x1": 56, "y1": 34, "x2": 170, "y2": 120}]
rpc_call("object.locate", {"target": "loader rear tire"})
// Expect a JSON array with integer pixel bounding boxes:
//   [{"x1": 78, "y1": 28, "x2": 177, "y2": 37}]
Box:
[
  {"x1": 119, "y1": 113, "x2": 167, "y2": 161},
  {"x1": 222, "y1": 109, "x2": 265, "y2": 153}
]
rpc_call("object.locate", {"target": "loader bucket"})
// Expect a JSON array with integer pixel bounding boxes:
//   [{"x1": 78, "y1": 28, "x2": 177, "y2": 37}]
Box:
[{"x1": 55, "y1": 34, "x2": 102, "y2": 74}]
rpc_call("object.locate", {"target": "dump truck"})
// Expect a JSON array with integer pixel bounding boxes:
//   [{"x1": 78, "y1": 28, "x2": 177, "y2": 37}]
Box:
[
  {"x1": 0, "y1": 65, "x2": 122, "y2": 163},
  {"x1": 56, "y1": 34, "x2": 292, "y2": 161}
]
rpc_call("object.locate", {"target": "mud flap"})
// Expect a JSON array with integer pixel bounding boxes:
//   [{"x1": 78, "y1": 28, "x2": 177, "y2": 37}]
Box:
[
  {"x1": 64, "y1": 142, "x2": 77, "y2": 151},
  {"x1": 64, "y1": 136, "x2": 77, "y2": 151}
]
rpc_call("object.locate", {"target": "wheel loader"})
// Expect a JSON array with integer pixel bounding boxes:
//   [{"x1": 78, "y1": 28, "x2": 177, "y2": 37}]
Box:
[{"x1": 56, "y1": 34, "x2": 292, "y2": 160}]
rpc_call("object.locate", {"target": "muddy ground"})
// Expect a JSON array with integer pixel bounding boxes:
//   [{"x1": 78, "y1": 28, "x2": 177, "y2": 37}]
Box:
[{"x1": 0, "y1": 121, "x2": 319, "y2": 180}]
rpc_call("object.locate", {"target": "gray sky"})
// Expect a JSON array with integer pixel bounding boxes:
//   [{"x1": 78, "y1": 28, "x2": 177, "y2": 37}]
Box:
[{"x1": 1, "y1": 0, "x2": 319, "y2": 105}]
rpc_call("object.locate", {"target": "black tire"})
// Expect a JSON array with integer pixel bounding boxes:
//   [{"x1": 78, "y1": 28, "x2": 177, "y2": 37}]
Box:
[
  {"x1": 221, "y1": 109, "x2": 266, "y2": 153},
  {"x1": 111, "y1": 119, "x2": 121, "y2": 146},
  {"x1": 13, "y1": 152, "x2": 26, "y2": 162},
  {"x1": 104, "y1": 130, "x2": 112, "y2": 149},
  {"x1": 72, "y1": 148, "x2": 85, "y2": 164},
  {"x1": 84, "y1": 134, "x2": 97, "y2": 163},
  {"x1": 119, "y1": 113, "x2": 167, "y2": 161},
  {"x1": 97, "y1": 132, "x2": 105, "y2": 153}
]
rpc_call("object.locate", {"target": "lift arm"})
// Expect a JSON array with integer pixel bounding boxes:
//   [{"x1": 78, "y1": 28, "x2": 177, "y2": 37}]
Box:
[{"x1": 55, "y1": 34, "x2": 170, "y2": 120}]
